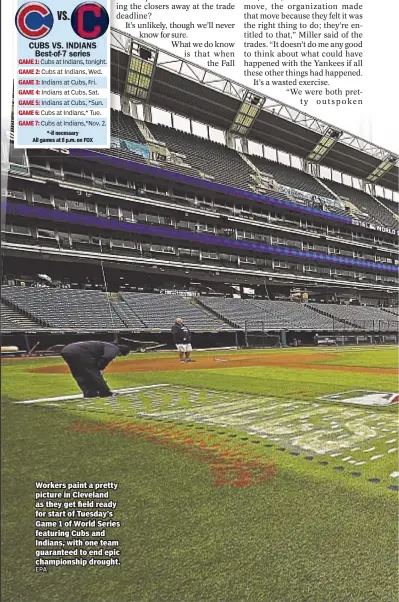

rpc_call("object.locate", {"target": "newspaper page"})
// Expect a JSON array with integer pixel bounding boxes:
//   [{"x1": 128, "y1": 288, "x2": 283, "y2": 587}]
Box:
[{"x1": 1, "y1": 1, "x2": 399, "y2": 601}]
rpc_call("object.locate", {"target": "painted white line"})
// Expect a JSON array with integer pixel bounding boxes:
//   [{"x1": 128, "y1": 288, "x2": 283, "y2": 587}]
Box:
[
  {"x1": 370, "y1": 454, "x2": 384, "y2": 461},
  {"x1": 14, "y1": 384, "x2": 170, "y2": 405}
]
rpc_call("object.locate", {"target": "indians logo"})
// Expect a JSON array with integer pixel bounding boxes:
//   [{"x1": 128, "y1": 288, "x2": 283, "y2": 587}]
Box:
[
  {"x1": 71, "y1": 2, "x2": 109, "y2": 40},
  {"x1": 15, "y1": 2, "x2": 54, "y2": 39}
]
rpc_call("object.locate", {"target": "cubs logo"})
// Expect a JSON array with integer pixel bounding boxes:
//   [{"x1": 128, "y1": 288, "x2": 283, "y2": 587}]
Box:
[
  {"x1": 15, "y1": 2, "x2": 54, "y2": 39},
  {"x1": 71, "y1": 2, "x2": 109, "y2": 40}
]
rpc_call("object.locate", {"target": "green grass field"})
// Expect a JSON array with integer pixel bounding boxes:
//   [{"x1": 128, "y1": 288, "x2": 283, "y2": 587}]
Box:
[{"x1": 1, "y1": 346, "x2": 398, "y2": 602}]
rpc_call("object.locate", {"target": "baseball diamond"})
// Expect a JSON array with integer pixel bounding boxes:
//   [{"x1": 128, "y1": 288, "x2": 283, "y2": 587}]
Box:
[{"x1": 2, "y1": 27, "x2": 399, "y2": 602}]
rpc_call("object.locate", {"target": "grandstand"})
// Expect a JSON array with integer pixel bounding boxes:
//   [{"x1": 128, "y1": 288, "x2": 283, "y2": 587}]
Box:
[
  {"x1": 1, "y1": 288, "x2": 397, "y2": 346},
  {"x1": 2, "y1": 30, "x2": 398, "y2": 348}
]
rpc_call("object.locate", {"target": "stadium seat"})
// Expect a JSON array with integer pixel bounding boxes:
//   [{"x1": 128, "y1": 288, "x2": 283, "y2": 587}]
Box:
[
  {"x1": 1, "y1": 287, "x2": 126, "y2": 330},
  {"x1": 0, "y1": 300, "x2": 42, "y2": 332},
  {"x1": 375, "y1": 197, "x2": 399, "y2": 223},
  {"x1": 111, "y1": 109, "x2": 147, "y2": 144},
  {"x1": 320, "y1": 180, "x2": 397, "y2": 228},
  {"x1": 121, "y1": 292, "x2": 230, "y2": 331},
  {"x1": 146, "y1": 123, "x2": 255, "y2": 191},
  {"x1": 307, "y1": 303, "x2": 398, "y2": 332},
  {"x1": 200, "y1": 297, "x2": 342, "y2": 331},
  {"x1": 248, "y1": 155, "x2": 328, "y2": 197}
]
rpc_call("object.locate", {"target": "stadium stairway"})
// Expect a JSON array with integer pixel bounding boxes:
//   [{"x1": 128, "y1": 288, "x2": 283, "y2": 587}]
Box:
[
  {"x1": 239, "y1": 154, "x2": 293, "y2": 202},
  {"x1": 120, "y1": 292, "x2": 230, "y2": 330},
  {"x1": 109, "y1": 295, "x2": 147, "y2": 330},
  {"x1": 376, "y1": 197, "x2": 399, "y2": 221},
  {"x1": 313, "y1": 177, "x2": 352, "y2": 216},
  {"x1": 134, "y1": 118, "x2": 157, "y2": 143},
  {"x1": 147, "y1": 122, "x2": 254, "y2": 191},
  {"x1": 371, "y1": 195, "x2": 399, "y2": 223},
  {"x1": 1, "y1": 298, "x2": 46, "y2": 330},
  {"x1": 111, "y1": 109, "x2": 147, "y2": 144},
  {"x1": 193, "y1": 297, "x2": 240, "y2": 329},
  {"x1": 304, "y1": 304, "x2": 364, "y2": 331},
  {"x1": 381, "y1": 307, "x2": 399, "y2": 318},
  {"x1": 319, "y1": 178, "x2": 396, "y2": 228}
]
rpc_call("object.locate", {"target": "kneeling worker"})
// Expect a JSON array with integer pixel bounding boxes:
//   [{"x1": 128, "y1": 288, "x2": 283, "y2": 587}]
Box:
[
  {"x1": 60, "y1": 340, "x2": 130, "y2": 398},
  {"x1": 172, "y1": 318, "x2": 193, "y2": 363}
]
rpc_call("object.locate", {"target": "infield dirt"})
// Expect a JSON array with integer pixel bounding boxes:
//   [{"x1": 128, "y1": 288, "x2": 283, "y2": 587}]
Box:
[{"x1": 29, "y1": 351, "x2": 396, "y2": 375}]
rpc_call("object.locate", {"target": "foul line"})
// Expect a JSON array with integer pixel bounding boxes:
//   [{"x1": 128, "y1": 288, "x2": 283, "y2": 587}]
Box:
[{"x1": 14, "y1": 384, "x2": 170, "y2": 405}]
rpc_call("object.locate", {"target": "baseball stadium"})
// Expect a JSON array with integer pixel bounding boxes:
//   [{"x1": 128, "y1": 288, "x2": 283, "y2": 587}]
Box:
[{"x1": 2, "y1": 29, "x2": 399, "y2": 602}]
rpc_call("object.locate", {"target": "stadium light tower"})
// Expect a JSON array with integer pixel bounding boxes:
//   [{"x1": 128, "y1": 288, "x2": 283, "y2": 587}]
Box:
[
  {"x1": 307, "y1": 128, "x2": 342, "y2": 162},
  {"x1": 125, "y1": 41, "x2": 158, "y2": 101},
  {"x1": 229, "y1": 92, "x2": 264, "y2": 137},
  {"x1": 366, "y1": 155, "x2": 398, "y2": 184}
]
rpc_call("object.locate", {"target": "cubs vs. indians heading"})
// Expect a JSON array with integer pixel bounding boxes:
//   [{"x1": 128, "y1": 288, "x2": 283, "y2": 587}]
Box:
[{"x1": 14, "y1": 1, "x2": 110, "y2": 148}]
